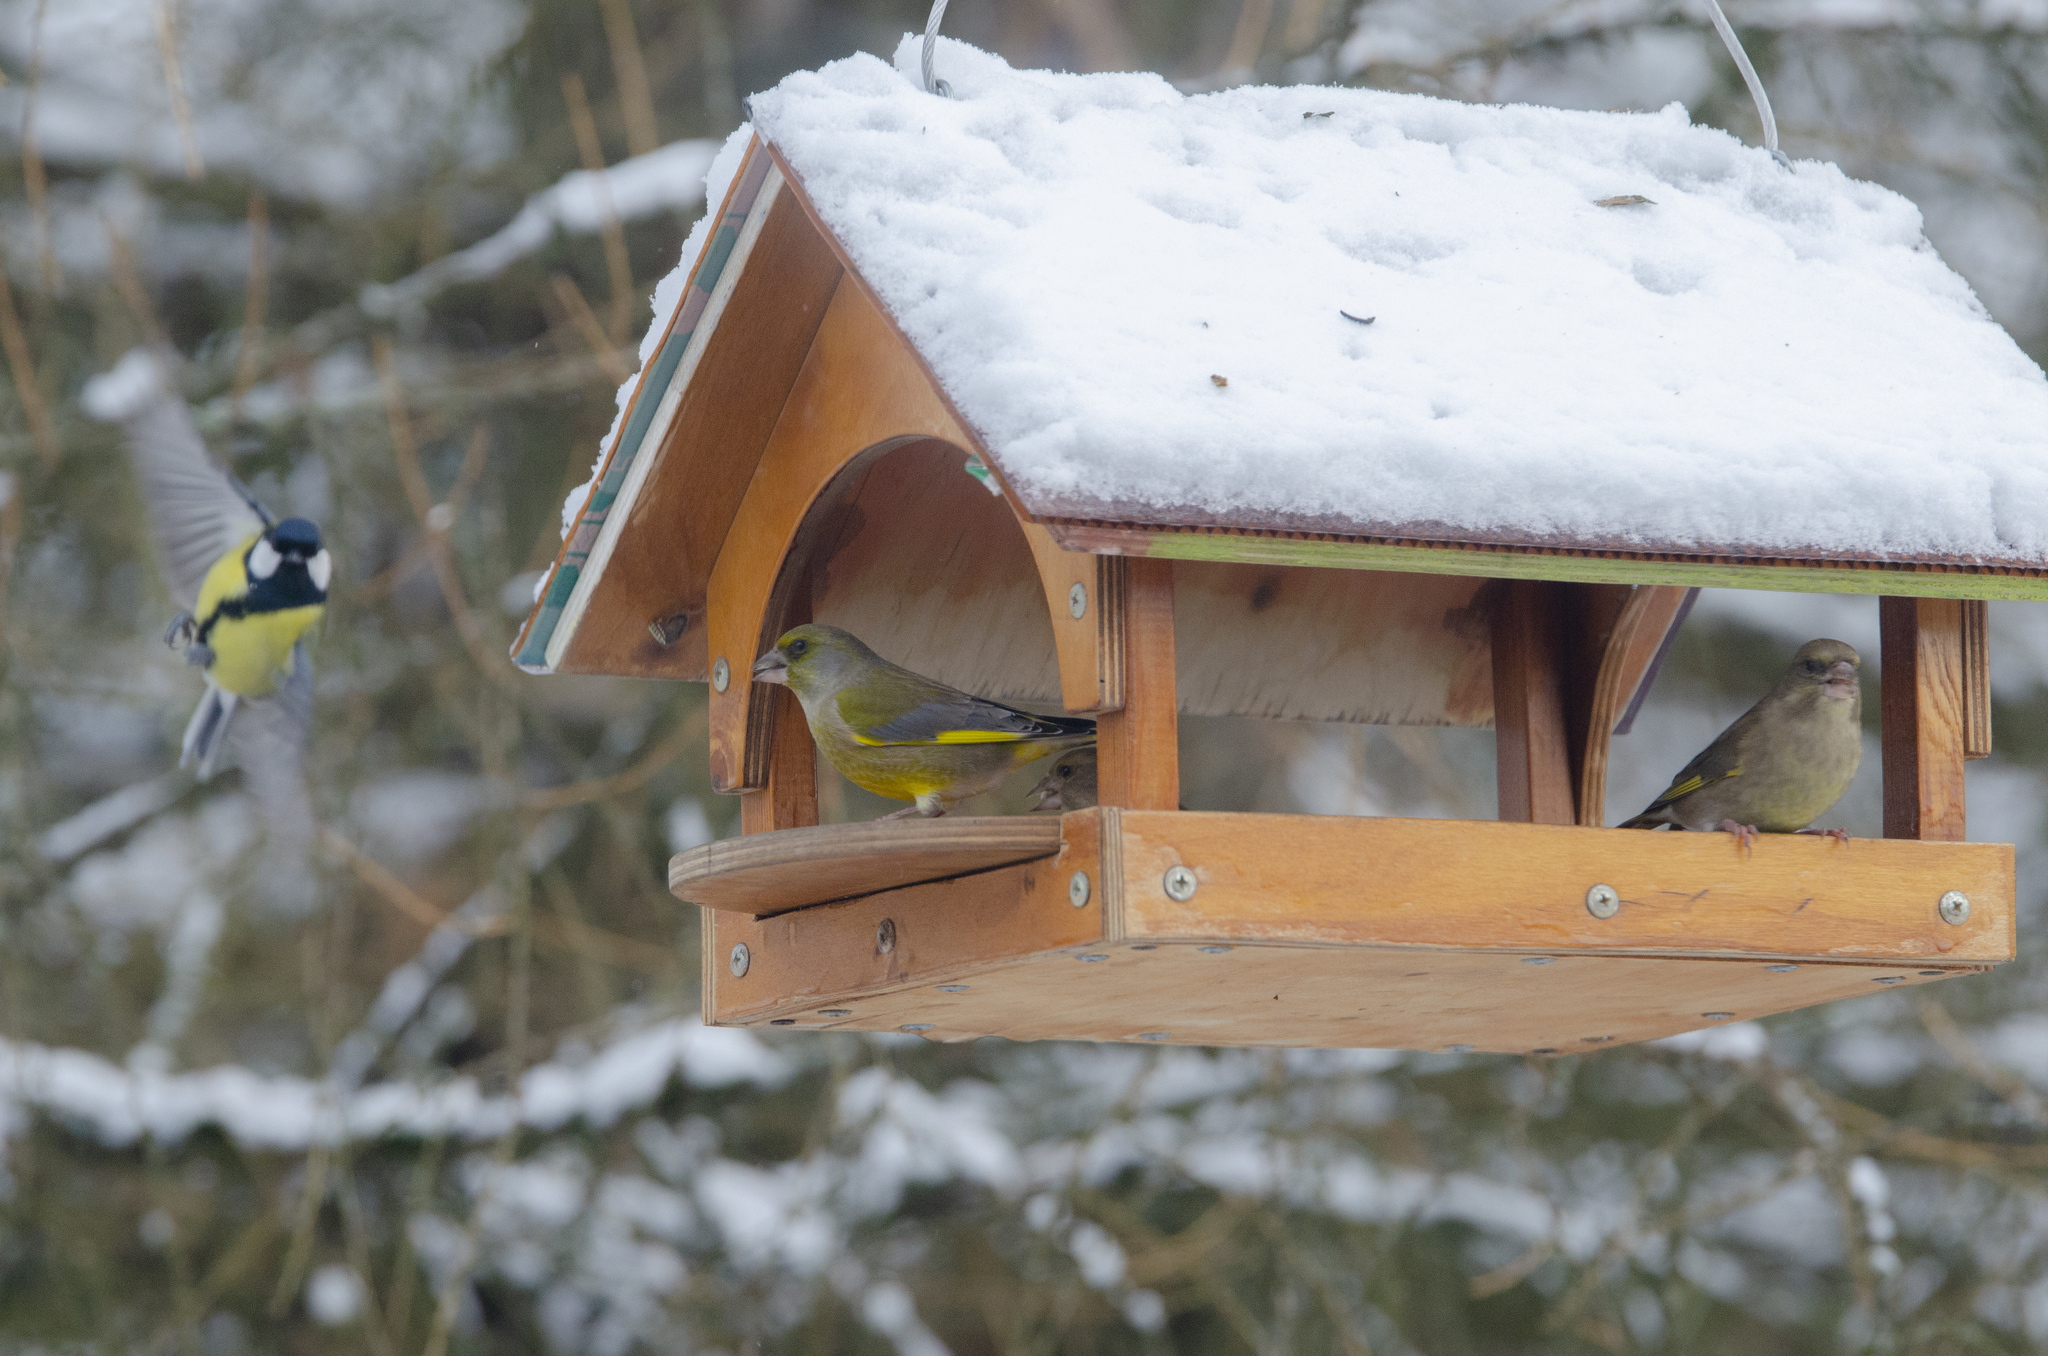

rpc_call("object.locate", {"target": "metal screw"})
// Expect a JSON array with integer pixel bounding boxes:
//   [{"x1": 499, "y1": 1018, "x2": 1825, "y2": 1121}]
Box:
[
  {"x1": 769, "y1": 1018, "x2": 795, "y2": 1026},
  {"x1": 1068, "y1": 583, "x2": 1087, "y2": 619},
  {"x1": 728, "y1": 943, "x2": 750, "y2": 977},
  {"x1": 1196, "y1": 945, "x2": 1232, "y2": 954},
  {"x1": 876, "y1": 919, "x2": 896, "y2": 954},
  {"x1": 1163, "y1": 866, "x2": 1198, "y2": 901},
  {"x1": 1137, "y1": 1032, "x2": 1171, "y2": 1041},
  {"x1": 1069, "y1": 871, "x2": 1091, "y2": 908},
  {"x1": 711, "y1": 657, "x2": 730, "y2": 692},
  {"x1": 1581, "y1": 1035, "x2": 1614, "y2": 1044},
  {"x1": 1078, "y1": 953, "x2": 1109, "y2": 963},
  {"x1": 1918, "y1": 970, "x2": 1945, "y2": 977},
  {"x1": 1531, "y1": 1048, "x2": 1559, "y2": 1056},
  {"x1": 1939, "y1": 890, "x2": 1971, "y2": 925},
  {"x1": 1765, "y1": 964, "x2": 1799, "y2": 973},
  {"x1": 937, "y1": 984, "x2": 969, "y2": 992},
  {"x1": 1130, "y1": 944, "x2": 1158, "y2": 951},
  {"x1": 1703, "y1": 1012, "x2": 1734, "y2": 1021},
  {"x1": 900, "y1": 1023, "x2": 933, "y2": 1033},
  {"x1": 1521, "y1": 956, "x2": 1555, "y2": 966},
  {"x1": 819, "y1": 1008, "x2": 852, "y2": 1017},
  {"x1": 1444, "y1": 1044, "x2": 1474, "y2": 1053},
  {"x1": 1585, "y1": 884, "x2": 1620, "y2": 919},
  {"x1": 1874, "y1": 976, "x2": 1904, "y2": 985}
]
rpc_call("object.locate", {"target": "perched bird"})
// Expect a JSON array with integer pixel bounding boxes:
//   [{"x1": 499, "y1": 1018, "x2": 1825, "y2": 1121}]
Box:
[
  {"x1": 1621, "y1": 638, "x2": 1862, "y2": 848},
  {"x1": 83, "y1": 349, "x2": 330, "y2": 781},
  {"x1": 1028, "y1": 746, "x2": 1097, "y2": 812},
  {"x1": 751, "y1": 624, "x2": 1095, "y2": 818}
]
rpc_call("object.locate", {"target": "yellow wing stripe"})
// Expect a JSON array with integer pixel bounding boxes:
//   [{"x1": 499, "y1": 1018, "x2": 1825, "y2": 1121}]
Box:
[
  {"x1": 1659, "y1": 767, "x2": 1740, "y2": 803},
  {"x1": 851, "y1": 729, "x2": 1036, "y2": 747}
]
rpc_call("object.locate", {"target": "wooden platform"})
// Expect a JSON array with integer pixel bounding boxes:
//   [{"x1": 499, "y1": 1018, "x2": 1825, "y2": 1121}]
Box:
[{"x1": 691, "y1": 810, "x2": 2014, "y2": 1052}]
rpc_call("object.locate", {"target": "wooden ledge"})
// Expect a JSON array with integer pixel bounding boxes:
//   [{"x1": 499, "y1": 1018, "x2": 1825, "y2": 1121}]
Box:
[
  {"x1": 699, "y1": 809, "x2": 2017, "y2": 1051},
  {"x1": 671, "y1": 816, "x2": 1063, "y2": 917}
]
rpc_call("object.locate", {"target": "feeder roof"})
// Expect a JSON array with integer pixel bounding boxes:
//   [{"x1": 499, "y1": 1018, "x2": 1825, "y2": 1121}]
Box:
[{"x1": 744, "y1": 37, "x2": 2048, "y2": 567}]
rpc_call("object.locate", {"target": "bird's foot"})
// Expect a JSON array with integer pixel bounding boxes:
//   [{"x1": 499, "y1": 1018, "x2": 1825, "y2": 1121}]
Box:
[
  {"x1": 164, "y1": 611, "x2": 195, "y2": 649},
  {"x1": 879, "y1": 805, "x2": 924, "y2": 821},
  {"x1": 184, "y1": 643, "x2": 214, "y2": 668},
  {"x1": 1718, "y1": 819, "x2": 1760, "y2": 855},
  {"x1": 879, "y1": 804, "x2": 950, "y2": 821},
  {"x1": 1798, "y1": 826, "x2": 1852, "y2": 844}
]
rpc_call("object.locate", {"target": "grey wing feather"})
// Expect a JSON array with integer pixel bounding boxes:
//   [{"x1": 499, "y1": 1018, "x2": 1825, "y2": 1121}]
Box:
[
  {"x1": 864, "y1": 695, "x2": 1095, "y2": 745},
  {"x1": 91, "y1": 350, "x2": 264, "y2": 610}
]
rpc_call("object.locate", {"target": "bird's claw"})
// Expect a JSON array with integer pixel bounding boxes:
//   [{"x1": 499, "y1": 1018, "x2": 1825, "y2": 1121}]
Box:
[
  {"x1": 1718, "y1": 819, "x2": 1761, "y2": 855},
  {"x1": 164, "y1": 611, "x2": 196, "y2": 649},
  {"x1": 1798, "y1": 826, "x2": 1852, "y2": 844},
  {"x1": 880, "y1": 804, "x2": 950, "y2": 821}
]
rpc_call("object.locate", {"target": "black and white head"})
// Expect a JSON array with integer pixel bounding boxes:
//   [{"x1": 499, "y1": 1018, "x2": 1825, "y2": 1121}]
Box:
[{"x1": 247, "y1": 517, "x2": 331, "y2": 594}]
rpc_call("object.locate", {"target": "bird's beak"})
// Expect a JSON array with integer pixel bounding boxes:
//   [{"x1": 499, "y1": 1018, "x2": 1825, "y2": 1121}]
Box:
[
  {"x1": 750, "y1": 651, "x2": 788, "y2": 684},
  {"x1": 1026, "y1": 771, "x2": 1062, "y2": 812},
  {"x1": 1828, "y1": 660, "x2": 1857, "y2": 685}
]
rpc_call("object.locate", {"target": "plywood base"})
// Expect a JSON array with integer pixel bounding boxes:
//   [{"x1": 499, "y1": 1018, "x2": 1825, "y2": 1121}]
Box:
[{"x1": 698, "y1": 811, "x2": 2014, "y2": 1052}]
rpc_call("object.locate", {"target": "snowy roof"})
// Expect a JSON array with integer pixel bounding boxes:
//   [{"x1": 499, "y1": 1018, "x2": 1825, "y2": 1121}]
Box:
[{"x1": 742, "y1": 37, "x2": 2048, "y2": 567}]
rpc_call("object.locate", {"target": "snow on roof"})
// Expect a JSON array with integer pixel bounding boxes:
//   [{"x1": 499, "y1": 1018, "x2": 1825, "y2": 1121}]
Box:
[{"x1": 745, "y1": 37, "x2": 2048, "y2": 564}]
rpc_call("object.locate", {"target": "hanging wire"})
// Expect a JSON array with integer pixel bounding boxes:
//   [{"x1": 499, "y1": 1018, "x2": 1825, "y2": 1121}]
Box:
[
  {"x1": 922, "y1": 0, "x2": 952, "y2": 97},
  {"x1": 1700, "y1": 0, "x2": 1790, "y2": 168}
]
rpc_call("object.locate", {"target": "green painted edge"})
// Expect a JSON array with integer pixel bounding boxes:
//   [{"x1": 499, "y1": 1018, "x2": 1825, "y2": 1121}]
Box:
[{"x1": 1143, "y1": 533, "x2": 2048, "y2": 601}]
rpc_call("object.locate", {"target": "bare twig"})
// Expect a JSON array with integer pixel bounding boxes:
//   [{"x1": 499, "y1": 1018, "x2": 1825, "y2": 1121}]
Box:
[
  {"x1": 518, "y1": 704, "x2": 706, "y2": 810},
  {"x1": 231, "y1": 191, "x2": 269, "y2": 416},
  {"x1": 0, "y1": 472, "x2": 19, "y2": 637},
  {"x1": 374, "y1": 341, "x2": 525, "y2": 690},
  {"x1": 320, "y1": 825, "x2": 508, "y2": 938},
  {"x1": 20, "y1": 0, "x2": 59, "y2": 294},
  {"x1": 154, "y1": 0, "x2": 205, "y2": 180},
  {"x1": 538, "y1": 872, "x2": 679, "y2": 977},
  {"x1": 102, "y1": 218, "x2": 170, "y2": 349},
  {"x1": 598, "y1": 0, "x2": 661, "y2": 158},
  {"x1": 267, "y1": 1144, "x2": 329, "y2": 1316},
  {"x1": 0, "y1": 269, "x2": 58, "y2": 469},
  {"x1": 560, "y1": 72, "x2": 635, "y2": 343},
  {"x1": 384, "y1": 1135, "x2": 446, "y2": 1347},
  {"x1": 1920, "y1": 997, "x2": 2048, "y2": 1126},
  {"x1": 549, "y1": 274, "x2": 632, "y2": 386}
]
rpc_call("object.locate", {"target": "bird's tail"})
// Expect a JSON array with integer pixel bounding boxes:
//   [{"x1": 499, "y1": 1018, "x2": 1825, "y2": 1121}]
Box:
[
  {"x1": 1619, "y1": 813, "x2": 1668, "y2": 830},
  {"x1": 180, "y1": 682, "x2": 239, "y2": 780}
]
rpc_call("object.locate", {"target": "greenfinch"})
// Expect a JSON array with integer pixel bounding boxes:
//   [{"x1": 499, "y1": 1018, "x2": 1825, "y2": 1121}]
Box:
[
  {"x1": 1621, "y1": 638, "x2": 1862, "y2": 848},
  {"x1": 86, "y1": 348, "x2": 329, "y2": 780},
  {"x1": 1028, "y1": 746, "x2": 1097, "y2": 812},
  {"x1": 752, "y1": 624, "x2": 1095, "y2": 819}
]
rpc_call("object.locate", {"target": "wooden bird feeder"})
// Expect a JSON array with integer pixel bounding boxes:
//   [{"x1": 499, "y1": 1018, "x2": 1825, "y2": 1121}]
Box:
[{"x1": 514, "y1": 48, "x2": 2044, "y2": 1052}]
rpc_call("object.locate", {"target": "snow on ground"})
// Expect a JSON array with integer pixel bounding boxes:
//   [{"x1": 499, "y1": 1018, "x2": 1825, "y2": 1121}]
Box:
[{"x1": 736, "y1": 36, "x2": 2048, "y2": 562}]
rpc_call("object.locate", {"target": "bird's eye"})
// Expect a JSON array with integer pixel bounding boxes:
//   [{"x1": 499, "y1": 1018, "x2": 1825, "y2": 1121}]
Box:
[
  {"x1": 1805, "y1": 659, "x2": 1827, "y2": 674},
  {"x1": 1057, "y1": 764, "x2": 1071, "y2": 776},
  {"x1": 788, "y1": 639, "x2": 808, "y2": 656}
]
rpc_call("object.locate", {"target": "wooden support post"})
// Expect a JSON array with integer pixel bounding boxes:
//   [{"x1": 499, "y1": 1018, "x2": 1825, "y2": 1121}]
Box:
[
  {"x1": 1962, "y1": 598, "x2": 1992, "y2": 760},
  {"x1": 1880, "y1": 596, "x2": 1967, "y2": 841},
  {"x1": 1492, "y1": 580, "x2": 1574, "y2": 825},
  {"x1": 1022, "y1": 523, "x2": 1125, "y2": 713},
  {"x1": 1565, "y1": 584, "x2": 1693, "y2": 827},
  {"x1": 1096, "y1": 556, "x2": 1178, "y2": 810},
  {"x1": 739, "y1": 686, "x2": 818, "y2": 834}
]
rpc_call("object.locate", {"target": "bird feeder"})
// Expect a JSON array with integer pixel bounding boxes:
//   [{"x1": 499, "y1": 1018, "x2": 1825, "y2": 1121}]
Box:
[{"x1": 513, "y1": 41, "x2": 2045, "y2": 1052}]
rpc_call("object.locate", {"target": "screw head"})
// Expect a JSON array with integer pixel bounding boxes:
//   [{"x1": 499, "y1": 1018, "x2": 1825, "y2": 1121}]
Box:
[
  {"x1": 1874, "y1": 976, "x2": 1904, "y2": 985},
  {"x1": 1078, "y1": 953, "x2": 1109, "y2": 963},
  {"x1": 1069, "y1": 871, "x2": 1091, "y2": 908},
  {"x1": 936, "y1": 984, "x2": 970, "y2": 992},
  {"x1": 876, "y1": 919, "x2": 896, "y2": 954},
  {"x1": 769, "y1": 1018, "x2": 795, "y2": 1026},
  {"x1": 1765, "y1": 964, "x2": 1799, "y2": 973},
  {"x1": 1521, "y1": 956, "x2": 1556, "y2": 966},
  {"x1": 1136, "y1": 1032, "x2": 1171, "y2": 1041},
  {"x1": 1702, "y1": 1012, "x2": 1734, "y2": 1021},
  {"x1": 900, "y1": 1023, "x2": 933, "y2": 1033},
  {"x1": 711, "y1": 657, "x2": 730, "y2": 692},
  {"x1": 1196, "y1": 945, "x2": 1232, "y2": 954},
  {"x1": 1585, "y1": 884, "x2": 1620, "y2": 919},
  {"x1": 1444, "y1": 1044, "x2": 1474, "y2": 1053},
  {"x1": 728, "y1": 943, "x2": 750, "y2": 977},
  {"x1": 1162, "y1": 866, "x2": 1198, "y2": 901},
  {"x1": 819, "y1": 1008, "x2": 852, "y2": 1017},
  {"x1": 1939, "y1": 890, "x2": 1971, "y2": 925},
  {"x1": 1068, "y1": 582, "x2": 1087, "y2": 619}
]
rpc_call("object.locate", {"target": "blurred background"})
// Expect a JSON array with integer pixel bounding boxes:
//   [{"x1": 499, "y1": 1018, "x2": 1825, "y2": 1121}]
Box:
[{"x1": 2, "y1": 0, "x2": 2047, "y2": 1351}]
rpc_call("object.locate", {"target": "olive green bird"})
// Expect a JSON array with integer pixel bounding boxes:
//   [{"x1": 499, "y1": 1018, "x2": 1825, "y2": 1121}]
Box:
[
  {"x1": 1028, "y1": 745, "x2": 1097, "y2": 812},
  {"x1": 1621, "y1": 638, "x2": 1863, "y2": 848},
  {"x1": 752, "y1": 624, "x2": 1096, "y2": 818}
]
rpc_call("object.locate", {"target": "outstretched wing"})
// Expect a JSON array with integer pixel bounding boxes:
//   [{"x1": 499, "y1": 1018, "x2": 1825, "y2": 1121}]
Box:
[
  {"x1": 844, "y1": 688, "x2": 1095, "y2": 748},
  {"x1": 84, "y1": 348, "x2": 265, "y2": 611}
]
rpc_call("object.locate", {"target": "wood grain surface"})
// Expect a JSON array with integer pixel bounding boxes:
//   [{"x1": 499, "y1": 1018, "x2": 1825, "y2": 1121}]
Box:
[
  {"x1": 1881, "y1": 596, "x2": 1968, "y2": 841},
  {"x1": 675, "y1": 816, "x2": 1064, "y2": 916}
]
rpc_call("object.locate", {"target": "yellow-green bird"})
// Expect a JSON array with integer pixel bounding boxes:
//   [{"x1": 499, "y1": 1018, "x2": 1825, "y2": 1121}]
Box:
[
  {"x1": 1028, "y1": 745, "x2": 1097, "y2": 812},
  {"x1": 1621, "y1": 637, "x2": 1862, "y2": 847},
  {"x1": 85, "y1": 349, "x2": 330, "y2": 781},
  {"x1": 751, "y1": 624, "x2": 1095, "y2": 819}
]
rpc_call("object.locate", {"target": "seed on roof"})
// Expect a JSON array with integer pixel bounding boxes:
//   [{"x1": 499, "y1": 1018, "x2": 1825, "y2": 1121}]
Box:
[
  {"x1": 1211, "y1": 374, "x2": 1228, "y2": 387},
  {"x1": 1596, "y1": 194, "x2": 1656, "y2": 207},
  {"x1": 1303, "y1": 111, "x2": 1333, "y2": 119},
  {"x1": 1340, "y1": 310, "x2": 1376, "y2": 325}
]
